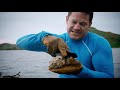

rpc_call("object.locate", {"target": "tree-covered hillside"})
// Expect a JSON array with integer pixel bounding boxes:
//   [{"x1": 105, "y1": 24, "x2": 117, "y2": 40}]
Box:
[
  {"x1": 89, "y1": 27, "x2": 120, "y2": 48},
  {"x1": 0, "y1": 43, "x2": 22, "y2": 50}
]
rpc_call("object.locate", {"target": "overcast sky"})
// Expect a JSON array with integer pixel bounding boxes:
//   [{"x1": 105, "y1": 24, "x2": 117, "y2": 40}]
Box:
[{"x1": 0, "y1": 12, "x2": 120, "y2": 44}]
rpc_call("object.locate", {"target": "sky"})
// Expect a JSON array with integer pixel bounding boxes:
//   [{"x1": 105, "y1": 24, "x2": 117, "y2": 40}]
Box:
[{"x1": 0, "y1": 12, "x2": 120, "y2": 44}]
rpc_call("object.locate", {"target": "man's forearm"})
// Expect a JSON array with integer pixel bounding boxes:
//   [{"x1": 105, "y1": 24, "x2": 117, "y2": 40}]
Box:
[
  {"x1": 16, "y1": 31, "x2": 52, "y2": 52},
  {"x1": 75, "y1": 66, "x2": 114, "y2": 78}
]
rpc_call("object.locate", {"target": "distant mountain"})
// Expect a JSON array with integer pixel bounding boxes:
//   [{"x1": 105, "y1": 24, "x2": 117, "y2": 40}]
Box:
[
  {"x1": 0, "y1": 43, "x2": 22, "y2": 50},
  {"x1": 0, "y1": 27, "x2": 120, "y2": 50},
  {"x1": 89, "y1": 27, "x2": 120, "y2": 48}
]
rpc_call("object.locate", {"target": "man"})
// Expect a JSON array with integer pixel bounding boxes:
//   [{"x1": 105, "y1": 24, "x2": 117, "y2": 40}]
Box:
[{"x1": 16, "y1": 12, "x2": 114, "y2": 78}]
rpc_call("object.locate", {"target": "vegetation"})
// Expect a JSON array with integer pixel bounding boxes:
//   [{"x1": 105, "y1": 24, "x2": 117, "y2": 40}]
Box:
[
  {"x1": 0, "y1": 27, "x2": 120, "y2": 50},
  {"x1": 89, "y1": 27, "x2": 120, "y2": 48},
  {"x1": 0, "y1": 43, "x2": 22, "y2": 50}
]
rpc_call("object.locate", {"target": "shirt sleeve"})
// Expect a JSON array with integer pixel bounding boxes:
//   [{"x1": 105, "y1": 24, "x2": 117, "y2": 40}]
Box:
[
  {"x1": 16, "y1": 31, "x2": 63, "y2": 52},
  {"x1": 75, "y1": 37, "x2": 114, "y2": 78},
  {"x1": 16, "y1": 31, "x2": 61, "y2": 52}
]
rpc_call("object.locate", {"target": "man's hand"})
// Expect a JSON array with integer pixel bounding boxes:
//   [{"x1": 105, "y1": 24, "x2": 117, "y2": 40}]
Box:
[
  {"x1": 42, "y1": 35, "x2": 69, "y2": 57},
  {"x1": 65, "y1": 57, "x2": 83, "y2": 74}
]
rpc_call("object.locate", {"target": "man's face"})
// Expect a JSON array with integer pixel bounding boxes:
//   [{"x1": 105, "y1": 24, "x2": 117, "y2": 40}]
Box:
[{"x1": 66, "y1": 12, "x2": 91, "y2": 40}]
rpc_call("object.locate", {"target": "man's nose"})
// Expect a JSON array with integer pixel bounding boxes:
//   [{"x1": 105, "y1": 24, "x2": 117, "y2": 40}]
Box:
[{"x1": 73, "y1": 23, "x2": 80, "y2": 30}]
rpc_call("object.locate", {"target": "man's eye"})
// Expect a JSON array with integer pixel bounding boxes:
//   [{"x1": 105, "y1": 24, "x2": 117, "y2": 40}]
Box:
[
  {"x1": 79, "y1": 22, "x2": 87, "y2": 26},
  {"x1": 72, "y1": 21, "x2": 77, "y2": 24}
]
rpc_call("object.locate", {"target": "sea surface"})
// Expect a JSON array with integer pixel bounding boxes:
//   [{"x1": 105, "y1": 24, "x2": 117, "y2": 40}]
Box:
[{"x1": 0, "y1": 48, "x2": 120, "y2": 78}]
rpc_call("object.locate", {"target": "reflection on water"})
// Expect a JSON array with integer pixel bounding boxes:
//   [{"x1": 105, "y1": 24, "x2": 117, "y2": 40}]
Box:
[{"x1": 0, "y1": 48, "x2": 120, "y2": 78}]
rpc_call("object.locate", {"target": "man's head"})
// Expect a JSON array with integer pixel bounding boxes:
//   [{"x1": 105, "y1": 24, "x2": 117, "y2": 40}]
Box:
[{"x1": 66, "y1": 12, "x2": 93, "y2": 40}]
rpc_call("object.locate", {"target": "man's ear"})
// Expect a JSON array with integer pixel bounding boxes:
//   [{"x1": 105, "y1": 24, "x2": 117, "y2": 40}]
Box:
[
  {"x1": 66, "y1": 16, "x2": 68, "y2": 24},
  {"x1": 89, "y1": 22, "x2": 92, "y2": 27},
  {"x1": 87, "y1": 22, "x2": 92, "y2": 31}
]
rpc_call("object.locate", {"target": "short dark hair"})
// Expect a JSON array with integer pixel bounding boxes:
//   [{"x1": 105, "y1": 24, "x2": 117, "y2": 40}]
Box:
[{"x1": 68, "y1": 12, "x2": 93, "y2": 23}]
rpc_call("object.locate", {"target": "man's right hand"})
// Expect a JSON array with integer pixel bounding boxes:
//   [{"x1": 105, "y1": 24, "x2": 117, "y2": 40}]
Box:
[{"x1": 42, "y1": 35, "x2": 69, "y2": 57}]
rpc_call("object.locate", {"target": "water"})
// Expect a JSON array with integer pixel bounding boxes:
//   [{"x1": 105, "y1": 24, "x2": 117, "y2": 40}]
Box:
[
  {"x1": 0, "y1": 48, "x2": 120, "y2": 78},
  {"x1": 0, "y1": 50, "x2": 58, "y2": 78},
  {"x1": 112, "y1": 48, "x2": 120, "y2": 78}
]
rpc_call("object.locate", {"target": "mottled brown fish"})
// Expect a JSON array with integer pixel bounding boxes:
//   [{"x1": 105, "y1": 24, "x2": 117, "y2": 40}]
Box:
[{"x1": 49, "y1": 55, "x2": 82, "y2": 74}]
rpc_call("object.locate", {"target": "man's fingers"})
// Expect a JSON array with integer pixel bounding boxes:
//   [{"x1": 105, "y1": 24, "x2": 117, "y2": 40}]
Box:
[
  {"x1": 58, "y1": 38, "x2": 69, "y2": 57},
  {"x1": 43, "y1": 36, "x2": 69, "y2": 57},
  {"x1": 59, "y1": 48, "x2": 67, "y2": 57}
]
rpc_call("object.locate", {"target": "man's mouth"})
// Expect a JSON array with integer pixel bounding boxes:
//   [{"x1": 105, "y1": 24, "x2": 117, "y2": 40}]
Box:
[{"x1": 71, "y1": 30, "x2": 82, "y2": 35}]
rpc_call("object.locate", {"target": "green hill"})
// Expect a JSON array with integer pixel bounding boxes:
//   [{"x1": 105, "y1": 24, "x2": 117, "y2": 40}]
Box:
[
  {"x1": 0, "y1": 27, "x2": 120, "y2": 50},
  {"x1": 0, "y1": 43, "x2": 22, "y2": 50},
  {"x1": 89, "y1": 27, "x2": 120, "y2": 48}
]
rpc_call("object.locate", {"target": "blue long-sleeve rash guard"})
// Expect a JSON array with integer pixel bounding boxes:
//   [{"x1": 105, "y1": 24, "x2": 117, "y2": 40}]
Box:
[{"x1": 16, "y1": 31, "x2": 114, "y2": 78}]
